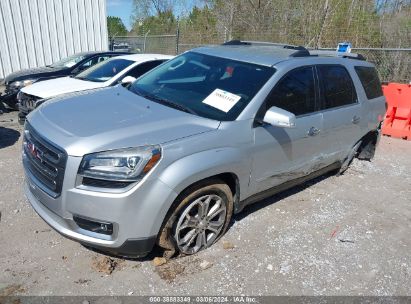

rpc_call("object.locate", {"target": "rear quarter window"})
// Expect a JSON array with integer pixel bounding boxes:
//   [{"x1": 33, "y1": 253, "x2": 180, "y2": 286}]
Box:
[{"x1": 354, "y1": 66, "x2": 383, "y2": 100}]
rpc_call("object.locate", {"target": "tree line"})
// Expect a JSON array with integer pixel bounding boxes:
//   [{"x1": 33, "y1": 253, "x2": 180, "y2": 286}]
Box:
[
  {"x1": 107, "y1": 0, "x2": 410, "y2": 49},
  {"x1": 107, "y1": 0, "x2": 410, "y2": 81}
]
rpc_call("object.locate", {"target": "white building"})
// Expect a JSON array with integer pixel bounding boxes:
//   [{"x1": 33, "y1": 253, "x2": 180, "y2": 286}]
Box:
[{"x1": 0, "y1": 0, "x2": 108, "y2": 79}]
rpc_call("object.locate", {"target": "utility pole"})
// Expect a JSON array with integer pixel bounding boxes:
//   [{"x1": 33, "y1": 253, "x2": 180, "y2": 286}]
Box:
[{"x1": 175, "y1": 17, "x2": 180, "y2": 55}]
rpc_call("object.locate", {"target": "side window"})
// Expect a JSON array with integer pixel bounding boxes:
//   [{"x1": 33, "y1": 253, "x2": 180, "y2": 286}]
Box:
[
  {"x1": 80, "y1": 56, "x2": 110, "y2": 69},
  {"x1": 79, "y1": 58, "x2": 94, "y2": 69},
  {"x1": 318, "y1": 65, "x2": 357, "y2": 109},
  {"x1": 124, "y1": 60, "x2": 165, "y2": 79},
  {"x1": 354, "y1": 66, "x2": 383, "y2": 100},
  {"x1": 266, "y1": 66, "x2": 316, "y2": 116},
  {"x1": 97, "y1": 56, "x2": 110, "y2": 63}
]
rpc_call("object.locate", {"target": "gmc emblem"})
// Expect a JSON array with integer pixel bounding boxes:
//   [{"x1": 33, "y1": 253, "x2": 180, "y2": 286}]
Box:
[{"x1": 27, "y1": 141, "x2": 44, "y2": 162}]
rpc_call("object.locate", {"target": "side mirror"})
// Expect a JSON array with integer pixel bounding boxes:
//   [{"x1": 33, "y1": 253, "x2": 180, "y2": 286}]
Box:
[
  {"x1": 120, "y1": 76, "x2": 136, "y2": 85},
  {"x1": 262, "y1": 106, "x2": 296, "y2": 128}
]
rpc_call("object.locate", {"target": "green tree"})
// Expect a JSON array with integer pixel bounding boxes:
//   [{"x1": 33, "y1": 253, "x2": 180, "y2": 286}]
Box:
[
  {"x1": 176, "y1": 5, "x2": 217, "y2": 44},
  {"x1": 107, "y1": 16, "x2": 128, "y2": 38},
  {"x1": 131, "y1": 10, "x2": 177, "y2": 35}
]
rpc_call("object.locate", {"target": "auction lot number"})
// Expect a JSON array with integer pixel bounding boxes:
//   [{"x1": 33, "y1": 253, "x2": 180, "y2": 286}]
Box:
[{"x1": 149, "y1": 296, "x2": 257, "y2": 303}]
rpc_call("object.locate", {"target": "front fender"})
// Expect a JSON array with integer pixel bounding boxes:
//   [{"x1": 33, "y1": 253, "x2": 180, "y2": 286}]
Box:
[{"x1": 158, "y1": 147, "x2": 250, "y2": 201}]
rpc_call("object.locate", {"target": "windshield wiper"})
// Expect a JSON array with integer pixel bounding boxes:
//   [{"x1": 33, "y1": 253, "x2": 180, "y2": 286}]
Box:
[{"x1": 142, "y1": 93, "x2": 198, "y2": 115}]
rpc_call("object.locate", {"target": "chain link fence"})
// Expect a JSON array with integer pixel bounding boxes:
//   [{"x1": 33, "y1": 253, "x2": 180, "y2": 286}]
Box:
[
  {"x1": 110, "y1": 34, "x2": 410, "y2": 84},
  {"x1": 110, "y1": 35, "x2": 178, "y2": 55},
  {"x1": 110, "y1": 1, "x2": 411, "y2": 82}
]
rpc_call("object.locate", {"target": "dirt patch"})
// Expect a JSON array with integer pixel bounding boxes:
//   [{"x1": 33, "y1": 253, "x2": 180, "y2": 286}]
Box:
[
  {"x1": 155, "y1": 260, "x2": 186, "y2": 282},
  {"x1": 154, "y1": 257, "x2": 216, "y2": 282},
  {"x1": 222, "y1": 241, "x2": 235, "y2": 250},
  {"x1": 91, "y1": 256, "x2": 123, "y2": 275},
  {"x1": 152, "y1": 257, "x2": 167, "y2": 267},
  {"x1": 74, "y1": 279, "x2": 91, "y2": 285},
  {"x1": 0, "y1": 284, "x2": 24, "y2": 296}
]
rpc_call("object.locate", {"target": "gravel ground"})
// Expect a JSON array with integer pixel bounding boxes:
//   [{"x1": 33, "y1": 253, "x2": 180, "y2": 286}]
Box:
[{"x1": 0, "y1": 111, "x2": 410, "y2": 296}]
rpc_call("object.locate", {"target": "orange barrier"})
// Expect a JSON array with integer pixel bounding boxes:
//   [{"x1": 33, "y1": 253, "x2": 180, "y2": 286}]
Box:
[{"x1": 382, "y1": 83, "x2": 411, "y2": 140}]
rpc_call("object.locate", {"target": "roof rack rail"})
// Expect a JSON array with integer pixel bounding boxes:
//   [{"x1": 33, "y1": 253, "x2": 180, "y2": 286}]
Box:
[
  {"x1": 220, "y1": 41, "x2": 366, "y2": 61},
  {"x1": 222, "y1": 40, "x2": 251, "y2": 46},
  {"x1": 309, "y1": 49, "x2": 366, "y2": 61},
  {"x1": 221, "y1": 40, "x2": 310, "y2": 57}
]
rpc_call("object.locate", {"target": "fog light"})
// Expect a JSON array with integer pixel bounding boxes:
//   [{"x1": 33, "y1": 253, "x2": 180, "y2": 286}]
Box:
[{"x1": 73, "y1": 216, "x2": 113, "y2": 235}]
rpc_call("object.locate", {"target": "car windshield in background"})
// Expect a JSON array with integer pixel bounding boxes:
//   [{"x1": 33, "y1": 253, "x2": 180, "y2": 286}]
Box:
[
  {"x1": 129, "y1": 52, "x2": 275, "y2": 121},
  {"x1": 49, "y1": 54, "x2": 86, "y2": 68},
  {"x1": 74, "y1": 59, "x2": 134, "y2": 83}
]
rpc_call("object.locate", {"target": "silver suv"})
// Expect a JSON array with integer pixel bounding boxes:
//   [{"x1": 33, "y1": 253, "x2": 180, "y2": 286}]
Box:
[{"x1": 23, "y1": 41, "x2": 386, "y2": 258}]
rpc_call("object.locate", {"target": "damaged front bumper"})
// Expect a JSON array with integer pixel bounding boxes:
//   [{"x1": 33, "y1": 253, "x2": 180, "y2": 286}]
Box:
[{"x1": 0, "y1": 85, "x2": 19, "y2": 109}]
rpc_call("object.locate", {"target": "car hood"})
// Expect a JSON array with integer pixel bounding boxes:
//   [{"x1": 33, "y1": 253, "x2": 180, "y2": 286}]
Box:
[
  {"x1": 5, "y1": 66, "x2": 68, "y2": 84},
  {"x1": 21, "y1": 76, "x2": 106, "y2": 99},
  {"x1": 27, "y1": 86, "x2": 220, "y2": 156}
]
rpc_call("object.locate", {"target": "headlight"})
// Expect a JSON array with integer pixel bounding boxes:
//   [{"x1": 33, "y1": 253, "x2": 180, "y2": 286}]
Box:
[
  {"x1": 17, "y1": 91, "x2": 24, "y2": 102},
  {"x1": 78, "y1": 146, "x2": 161, "y2": 182},
  {"x1": 10, "y1": 79, "x2": 36, "y2": 89}
]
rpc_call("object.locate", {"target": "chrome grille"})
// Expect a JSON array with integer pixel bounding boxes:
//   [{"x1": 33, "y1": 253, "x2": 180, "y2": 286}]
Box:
[{"x1": 23, "y1": 123, "x2": 67, "y2": 197}]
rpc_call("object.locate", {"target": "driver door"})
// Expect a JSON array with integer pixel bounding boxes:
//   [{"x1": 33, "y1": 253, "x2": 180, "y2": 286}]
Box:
[{"x1": 250, "y1": 66, "x2": 326, "y2": 194}]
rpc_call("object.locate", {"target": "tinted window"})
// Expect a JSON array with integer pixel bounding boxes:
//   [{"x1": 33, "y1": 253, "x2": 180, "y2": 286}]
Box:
[
  {"x1": 75, "y1": 59, "x2": 133, "y2": 82},
  {"x1": 355, "y1": 66, "x2": 383, "y2": 100},
  {"x1": 49, "y1": 54, "x2": 86, "y2": 68},
  {"x1": 124, "y1": 60, "x2": 165, "y2": 79},
  {"x1": 130, "y1": 52, "x2": 275, "y2": 121},
  {"x1": 318, "y1": 65, "x2": 357, "y2": 109},
  {"x1": 79, "y1": 55, "x2": 110, "y2": 70},
  {"x1": 266, "y1": 67, "x2": 316, "y2": 116}
]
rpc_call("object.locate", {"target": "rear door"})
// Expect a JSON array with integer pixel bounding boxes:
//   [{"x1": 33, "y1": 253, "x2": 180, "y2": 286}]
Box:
[
  {"x1": 251, "y1": 66, "x2": 325, "y2": 194},
  {"x1": 316, "y1": 65, "x2": 364, "y2": 160}
]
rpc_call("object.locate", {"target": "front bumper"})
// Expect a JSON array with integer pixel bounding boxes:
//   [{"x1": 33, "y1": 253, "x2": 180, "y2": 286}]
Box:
[
  {"x1": 18, "y1": 93, "x2": 42, "y2": 124},
  {"x1": 24, "y1": 155, "x2": 178, "y2": 257},
  {"x1": 18, "y1": 102, "x2": 33, "y2": 125}
]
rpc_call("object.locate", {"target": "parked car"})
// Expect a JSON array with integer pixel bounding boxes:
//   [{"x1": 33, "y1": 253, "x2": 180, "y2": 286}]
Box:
[
  {"x1": 22, "y1": 41, "x2": 386, "y2": 258},
  {"x1": 18, "y1": 54, "x2": 173, "y2": 123},
  {"x1": 1, "y1": 51, "x2": 130, "y2": 110},
  {"x1": 112, "y1": 42, "x2": 132, "y2": 53}
]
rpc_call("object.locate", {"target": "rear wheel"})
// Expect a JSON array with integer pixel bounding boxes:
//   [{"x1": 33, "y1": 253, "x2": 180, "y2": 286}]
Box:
[
  {"x1": 338, "y1": 141, "x2": 362, "y2": 175},
  {"x1": 158, "y1": 180, "x2": 233, "y2": 258}
]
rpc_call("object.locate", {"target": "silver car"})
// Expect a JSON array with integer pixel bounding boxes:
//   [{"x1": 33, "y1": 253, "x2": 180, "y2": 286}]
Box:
[{"x1": 23, "y1": 41, "x2": 386, "y2": 258}]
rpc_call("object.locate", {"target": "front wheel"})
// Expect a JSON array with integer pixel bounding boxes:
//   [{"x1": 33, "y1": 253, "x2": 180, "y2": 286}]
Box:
[{"x1": 157, "y1": 180, "x2": 233, "y2": 257}]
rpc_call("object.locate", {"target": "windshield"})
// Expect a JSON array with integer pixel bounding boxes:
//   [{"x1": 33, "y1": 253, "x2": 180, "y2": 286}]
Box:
[
  {"x1": 74, "y1": 59, "x2": 134, "y2": 82},
  {"x1": 129, "y1": 52, "x2": 275, "y2": 121},
  {"x1": 49, "y1": 54, "x2": 86, "y2": 68}
]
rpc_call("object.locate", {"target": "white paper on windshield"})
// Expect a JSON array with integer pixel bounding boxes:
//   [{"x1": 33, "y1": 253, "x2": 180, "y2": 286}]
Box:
[{"x1": 202, "y1": 89, "x2": 241, "y2": 113}]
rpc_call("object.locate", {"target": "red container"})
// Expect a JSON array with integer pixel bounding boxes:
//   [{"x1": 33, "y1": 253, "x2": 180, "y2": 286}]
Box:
[{"x1": 382, "y1": 83, "x2": 411, "y2": 140}]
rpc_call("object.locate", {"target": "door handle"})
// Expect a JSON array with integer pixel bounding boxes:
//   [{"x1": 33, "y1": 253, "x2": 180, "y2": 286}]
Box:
[
  {"x1": 352, "y1": 115, "x2": 361, "y2": 124},
  {"x1": 307, "y1": 126, "x2": 320, "y2": 136}
]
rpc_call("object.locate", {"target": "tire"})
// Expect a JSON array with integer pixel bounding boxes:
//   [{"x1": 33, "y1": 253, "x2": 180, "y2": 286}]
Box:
[{"x1": 157, "y1": 179, "x2": 234, "y2": 258}]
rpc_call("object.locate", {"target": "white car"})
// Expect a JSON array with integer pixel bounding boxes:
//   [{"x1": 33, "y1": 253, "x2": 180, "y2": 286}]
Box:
[{"x1": 18, "y1": 53, "x2": 173, "y2": 122}]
